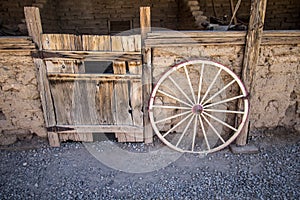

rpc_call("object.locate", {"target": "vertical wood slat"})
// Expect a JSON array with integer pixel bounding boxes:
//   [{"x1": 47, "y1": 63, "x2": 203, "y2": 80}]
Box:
[
  {"x1": 48, "y1": 132, "x2": 60, "y2": 147},
  {"x1": 24, "y1": 7, "x2": 43, "y2": 50},
  {"x1": 129, "y1": 61, "x2": 144, "y2": 142},
  {"x1": 113, "y1": 61, "x2": 134, "y2": 142},
  {"x1": 34, "y1": 58, "x2": 56, "y2": 127},
  {"x1": 140, "y1": 6, "x2": 153, "y2": 143},
  {"x1": 42, "y1": 34, "x2": 82, "y2": 51},
  {"x1": 236, "y1": 0, "x2": 268, "y2": 146},
  {"x1": 96, "y1": 80, "x2": 114, "y2": 124},
  {"x1": 81, "y1": 35, "x2": 141, "y2": 51},
  {"x1": 82, "y1": 35, "x2": 111, "y2": 51}
]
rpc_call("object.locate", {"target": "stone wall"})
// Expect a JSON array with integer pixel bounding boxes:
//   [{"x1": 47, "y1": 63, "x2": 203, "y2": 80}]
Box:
[
  {"x1": 151, "y1": 43, "x2": 300, "y2": 133},
  {"x1": 0, "y1": 50, "x2": 47, "y2": 145}
]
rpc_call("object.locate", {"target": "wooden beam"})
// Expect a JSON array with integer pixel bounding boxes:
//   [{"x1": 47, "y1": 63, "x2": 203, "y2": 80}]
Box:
[
  {"x1": 34, "y1": 58, "x2": 56, "y2": 127},
  {"x1": 24, "y1": 7, "x2": 43, "y2": 50},
  {"x1": 39, "y1": 51, "x2": 142, "y2": 61},
  {"x1": 53, "y1": 125, "x2": 143, "y2": 134},
  {"x1": 140, "y1": 6, "x2": 153, "y2": 143},
  {"x1": 236, "y1": 0, "x2": 268, "y2": 146},
  {"x1": 47, "y1": 73, "x2": 141, "y2": 81}
]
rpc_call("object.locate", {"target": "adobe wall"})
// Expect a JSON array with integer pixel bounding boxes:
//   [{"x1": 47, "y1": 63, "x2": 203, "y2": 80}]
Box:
[
  {"x1": 0, "y1": 50, "x2": 47, "y2": 145},
  {"x1": 152, "y1": 43, "x2": 300, "y2": 133}
]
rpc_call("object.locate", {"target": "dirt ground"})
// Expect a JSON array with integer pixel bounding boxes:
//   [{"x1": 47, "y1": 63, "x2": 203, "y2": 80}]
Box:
[{"x1": 0, "y1": 128, "x2": 299, "y2": 199}]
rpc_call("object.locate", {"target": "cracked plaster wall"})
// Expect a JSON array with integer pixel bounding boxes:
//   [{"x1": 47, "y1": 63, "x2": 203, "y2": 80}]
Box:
[
  {"x1": 0, "y1": 51, "x2": 47, "y2": 145},
  {"x1": 152, "y1": 44, "x2": 300, "y2": 134}
]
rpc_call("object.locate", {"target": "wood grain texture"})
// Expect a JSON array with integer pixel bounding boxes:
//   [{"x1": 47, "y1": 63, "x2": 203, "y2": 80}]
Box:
[
  {"x1": 48, "y1": 132, "x2": 60, "y2": 147},
  {"x1": 236, "y1": 0, "x2": 268, "y2": 146},
  {"x1": 82, "y1": 35, "x2": 111, "y2": 51},
  {"x1": 34, "y1": 58, "x2": 56, "y2": 127},
  {"x1": 95, "y1": 81, "x2": 114, "y2": 124},
  {"x1": 42, "y1": 34, "x2": 82, "y2": 51},
  {"x1": 140, "y1": 6, "x2": 153, "y2": 143},
  {"x1": 24, "y1": 7, "x2": 43, "y2": 50}
]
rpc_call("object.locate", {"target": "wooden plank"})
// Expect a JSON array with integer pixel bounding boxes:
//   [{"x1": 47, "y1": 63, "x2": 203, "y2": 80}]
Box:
[
  {"x1": 113, "y1": 62, "x2": 132, "y2": 125},
  {"x1": 129, "y1": 61, "x2": 144, "y2": 142},
  {"x1": 33, "y1": 58, "x2": 56, "y2": 127},
  {"x1": 236, "y1": 0, "x2": 268, "y2": 146},
  {"x1": 47, "y1": 73, "x2": 141, "y2": 81},
  {"x1": 40, "y1": 51, "x2": 142, "y2": 61},
  {"x1": 55, "y1": 125, "x2": 143, "y2": 133},
  {"x1": 129, "y1": 61, "x2": 143, "y2": 127},
  {"x1": 24, "y1": 7, "x2": 43, "y2": 50},
  {"x1": 111, "y1": 36, "x2": 123, "y2": 51},
  {"x1": 49, "y1": 81, "x2": 74, "y2": 125},
  {"x1": 95, "y1": 81, "x2": 114, "y2": 124},
  {"x1": 145, "y1": 30, "x2": 300, "y2": 47},
  {"x1": 82, "y1": 35, "x2": 111, "y2": 51},
  {"x1": 48, "y1": 132, "x2": 60, "y2": 147},
  {"x1": 72, "y1": 80, "x2": 99, "y2": 125},
  {"x1": 59, "y1": 132, "x2": 93, "y2": 142},
  {"x1": 42, "y1": 34, "x2": 82, "y2": 51},
  {"x1": 113, "y1": 61, "x2": 133, "y2": 141},
  {"x1": 140, "y1": 6, "x2": 153, "y2": 143}
]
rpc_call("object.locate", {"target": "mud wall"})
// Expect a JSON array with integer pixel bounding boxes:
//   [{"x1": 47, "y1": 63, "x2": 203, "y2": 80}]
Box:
[
  {"x1": 152, "y1": 43, "x2": 300, "y2": 133},
  {"x1": 0, "y1": 50, "x2": 46, "y2": 145}
]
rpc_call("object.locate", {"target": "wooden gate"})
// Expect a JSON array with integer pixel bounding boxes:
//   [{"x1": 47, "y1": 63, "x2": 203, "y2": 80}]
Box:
[{"x1": 33, "y1": 33, "x2": 143, "y2": 146}]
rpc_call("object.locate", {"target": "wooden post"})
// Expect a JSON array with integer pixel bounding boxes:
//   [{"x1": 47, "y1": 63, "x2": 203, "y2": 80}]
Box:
[
  {"x1": 236, "y1": 0, "x2": 268, "y2": 146},
  {"x1": 230, "y1": 0, "x2": 238, "y2": 25},
  {"x1": 24, "y1": 7, "x2": 43, "y2": 50},
  {"x1": 140, "y1": 7, "x2": 153, "y2": 143}
]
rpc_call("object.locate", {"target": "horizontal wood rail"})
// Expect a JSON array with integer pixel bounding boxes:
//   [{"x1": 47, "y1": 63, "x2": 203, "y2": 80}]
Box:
[
  {"x1": 51, "y1": 125, "x2": 143, "y2": 133},
  {"x1": 47, "y1": 73, "x2": 141, "y2": 81},
  {"x1": 145, "y1": 30, "x2": 300, "y2": 47},
  {"x1": 38, "y1": 51, "x2": 142, "y2": 61}
]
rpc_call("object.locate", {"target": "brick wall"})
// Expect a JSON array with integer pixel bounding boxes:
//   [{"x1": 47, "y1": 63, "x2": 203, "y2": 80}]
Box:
[
  {"x1": 55, "y1": 0, "x2": 178, "y2": 35},
  {"x1": 0, "y1": 0, "x2": 299, "y2": 34}
]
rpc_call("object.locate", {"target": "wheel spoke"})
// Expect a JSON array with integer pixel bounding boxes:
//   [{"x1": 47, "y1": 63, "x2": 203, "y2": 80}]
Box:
[
  {"x1": 203, "y1": 95, "x2": 245, "y2": 109},
  {"x1": 157, "y1": 89, "x2": 193, "y2": 107},
  {"x1": 175, "y1": 115, "x2": 195, "y2": 147},
  {"x1": 198, "y1": 115, "x2": 210, "y2": 150},
  {"x1": 197, "y1": 63, "x2": 204, "y2": 104},
  {"x1": 155, "y1": 110, "x2": 191, "y2": 124},
  {"x1": 204, "y1": 108, "x2": 245, "y2": 114},
  {"x1": 202, "y1": 79, "x2": 236, "y2": 105},
  {"x1": 191, "y1": 115, "x2": 198, "y2": 152},
  {"x1": 184, "y1": 65, "x2": 196, "y2": 104},
  {"x1": 201, "y1": 113, "x2": 226, "y2": 144},
  {"x1": 151, "y1": 105, "x2": 191, "y2": 110},
  {"x1": 202, "y1": 111, "x2": 238, "y2": 132},
  {"x1": 168, "y1": 76, "x2": 194, "y2": 105},
  {"x1": 200, "y1": 68, "x2": 222, "y2": 105},
  {"x1": 162, "y1": 113, "x2": 194, "y2": 138}
]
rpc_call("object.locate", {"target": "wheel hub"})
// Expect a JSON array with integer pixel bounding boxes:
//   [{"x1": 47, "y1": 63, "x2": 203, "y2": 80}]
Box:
[{"x1": 192, "y1": 104, "x2": 203, "y2": 114}]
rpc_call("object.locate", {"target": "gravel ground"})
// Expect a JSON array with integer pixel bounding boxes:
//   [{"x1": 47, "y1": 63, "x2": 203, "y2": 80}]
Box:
[{"x1": 0, "y1": 129, "x2": 299, "y2": 200}]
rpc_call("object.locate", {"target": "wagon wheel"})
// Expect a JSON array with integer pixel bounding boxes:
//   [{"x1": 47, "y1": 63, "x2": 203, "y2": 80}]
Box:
[{"x1": 149, "y1": 59, "x2": 249, "y2": 154}]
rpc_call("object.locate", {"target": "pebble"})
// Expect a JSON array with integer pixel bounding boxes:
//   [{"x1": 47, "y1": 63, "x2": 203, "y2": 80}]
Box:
[{"x1": 0, "y1": 133, "x2": 299, "y2": 199}]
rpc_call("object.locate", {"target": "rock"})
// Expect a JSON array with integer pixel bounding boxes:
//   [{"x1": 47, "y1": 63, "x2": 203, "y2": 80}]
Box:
[{"x1": 0, "y1": 132, "x2": 17, "y2": 145}]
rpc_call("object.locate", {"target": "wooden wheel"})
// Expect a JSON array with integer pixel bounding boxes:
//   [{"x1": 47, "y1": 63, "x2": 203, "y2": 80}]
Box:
[{"x1": 149, "y1": 59, "x2": 249, "y2": 154}]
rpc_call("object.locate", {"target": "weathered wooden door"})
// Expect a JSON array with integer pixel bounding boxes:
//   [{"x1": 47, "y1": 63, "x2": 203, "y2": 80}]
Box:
[{"x1": 35, "y1": 34, "x2": 144, "y2": 146}]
